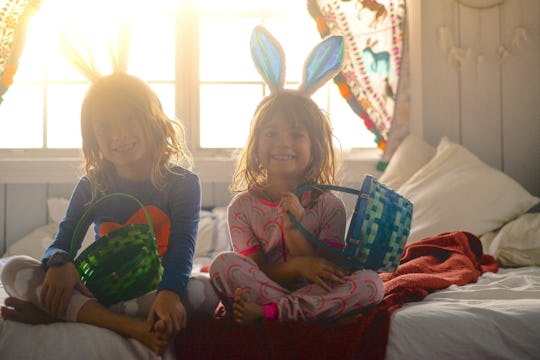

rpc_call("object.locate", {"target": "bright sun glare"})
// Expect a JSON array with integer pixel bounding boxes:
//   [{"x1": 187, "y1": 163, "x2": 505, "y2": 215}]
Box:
[{"x1": 0, "y1": 0, "x2": 376, "y2": 150}]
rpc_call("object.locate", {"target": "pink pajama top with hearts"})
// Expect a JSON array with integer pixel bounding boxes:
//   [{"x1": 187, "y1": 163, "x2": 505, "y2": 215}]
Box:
[{"x1": 209, "y1": 188, "x2": 384, "y2": 321}]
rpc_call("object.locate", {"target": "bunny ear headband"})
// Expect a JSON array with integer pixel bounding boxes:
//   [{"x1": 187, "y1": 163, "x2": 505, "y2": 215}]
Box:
[
  {"x1": 250, "y1": 25, "x2": 344, "y2": 97},
  {"x1": 59, "y1": 20, "x2": 131, "y2": 81}
]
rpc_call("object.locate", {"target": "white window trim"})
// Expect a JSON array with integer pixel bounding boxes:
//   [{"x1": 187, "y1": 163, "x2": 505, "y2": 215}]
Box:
[
  {"x1": 0, "y1": 149, "x2": 381, "y2": 184},
  {"x1": 0, "y1": 1, "x2": 384, "y2": 184}
]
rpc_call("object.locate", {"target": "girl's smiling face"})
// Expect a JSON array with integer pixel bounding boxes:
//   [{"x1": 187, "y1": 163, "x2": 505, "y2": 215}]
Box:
[
  {"x1": 92, "y1": 105, "x2": 152, "y2": 180},
  {"x1": 257, "y1": 113, "x2": 311, "y2": 185}
]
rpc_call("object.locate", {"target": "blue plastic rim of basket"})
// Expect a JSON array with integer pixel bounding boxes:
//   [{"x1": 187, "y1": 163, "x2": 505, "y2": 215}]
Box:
[{"x1": 289, "y1": 175, "x2": 413, "y2": 272}]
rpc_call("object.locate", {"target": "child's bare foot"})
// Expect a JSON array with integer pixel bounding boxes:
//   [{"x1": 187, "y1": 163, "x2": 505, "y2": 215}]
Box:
[
  {"x1": 232, "y1": 288, "x2": 264, "y2": 325},
  {"x1": 1, "y1": 297, "x2": 55, "y2": 324},
  {"x1": 77, "y1": 300, "x2": 169, "y2": 355},
  {"x1": 153, "y1": 318, "x2": 172, "y2": 341},
  {"x1": 126, "y1": 319, "x2": 168, "y2": 355}
]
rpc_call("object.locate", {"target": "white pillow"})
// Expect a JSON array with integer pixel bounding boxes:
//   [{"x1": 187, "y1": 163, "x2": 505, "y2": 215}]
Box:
[
  {"x1": 488, "y1": 213, "x2": 540, "y2": 267},
  {"x1": 47, "y1": 197, "x2": 70, "y2": 223},
  {"x1": 4, "y1": 198, "x2": 94, "y2": 260},
  {"x1": 3, "y1": 223, "x2": 60, "y2": 260},
  {"x1": 378, "y1": 134, "x2": 436, "y2": 190},
  {"x1": 399, "y1": 137, "x2": 540, "y2": 243},
  {"x1": 193, "y1": 207, "x2": 232, "y2": 267}
]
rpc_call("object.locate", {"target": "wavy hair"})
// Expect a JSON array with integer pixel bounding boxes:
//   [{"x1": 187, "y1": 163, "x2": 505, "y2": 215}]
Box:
[
  {"x1": 80, "y1": 73, "x2": 192, "y2": 199},
  {"x1": 231, "y1": 90, "x2": 340, "y2": 192}
]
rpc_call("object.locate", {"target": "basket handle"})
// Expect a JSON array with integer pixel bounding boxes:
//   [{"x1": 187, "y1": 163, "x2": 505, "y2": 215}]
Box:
[
  {"x1": 69, "y1": 193, "x2": 155, "y2": 259},
  {"x1": 288, "y1": 184, "x2": 357, "y2": 270}
]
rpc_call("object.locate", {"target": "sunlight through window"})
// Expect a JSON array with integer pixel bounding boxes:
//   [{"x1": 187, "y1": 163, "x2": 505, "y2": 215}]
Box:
[{"x1": 0, "y1": 0, "x2": 376, "y2": 152}]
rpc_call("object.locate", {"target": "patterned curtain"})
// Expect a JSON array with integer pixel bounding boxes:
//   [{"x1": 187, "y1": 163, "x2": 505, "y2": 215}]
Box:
[
  {"x1": 307, "y1": 0, "x2": 408, "y2": 169},
  {"x1": 0, "y1": 0, "x2": 41, "y2": 105}
]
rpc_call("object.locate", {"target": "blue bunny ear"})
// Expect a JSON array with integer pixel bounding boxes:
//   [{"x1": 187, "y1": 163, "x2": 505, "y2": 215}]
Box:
[
  {"x1": 250, "y1": 25, "x2": 286, "y2": 93},
  {"x1": 299, "y1": 35, "x2": 344, "y2": 96}
]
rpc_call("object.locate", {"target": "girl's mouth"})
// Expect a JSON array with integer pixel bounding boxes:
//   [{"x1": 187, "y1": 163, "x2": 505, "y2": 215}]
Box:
[
  {"x1": 112, "y1": 142, "x2": 136, "y2": 153},
  {"x1": 271, "y1": 154, "x2": 295, "y2": 160}
]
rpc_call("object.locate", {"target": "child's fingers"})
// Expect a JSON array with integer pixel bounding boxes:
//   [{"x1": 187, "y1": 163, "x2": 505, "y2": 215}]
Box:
[
  {"x1": 325, "y1": 272, "x2": 346, "y2": 285},
  {"x1": 48, "y1": 291, "x2": 62, "y2": 318},
  {"x1": 164, "y1": 317, "x2": 173, "y2": 337},
  {"x1": 314, "y1": 276, "x2": 332, "y2": 292},
  {"x1": 76, "y1": 279, "x2": 93, "y2": 298},
  {"x1": 146, "y1": 311, "x2": 156, "y2": 330},
  {"x1": 39, "y1": 283, "x2": 49, "y2": 308},
  {"x1": 44, "y1": 288, "x2": 56, "y2": 314},
  {"x1": 57, "y1": 290, "x2": 71, "y2": 316}
]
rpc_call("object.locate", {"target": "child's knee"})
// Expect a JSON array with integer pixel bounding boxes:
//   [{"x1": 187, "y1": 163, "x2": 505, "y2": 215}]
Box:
[
  {"x1": 364, "y1": 270, "x2": 384, "y2": 304},
  {"x1": 184, "y1": 273, "x2": 220, "y2": 315},
  {"x1": 1, "y1": 256, "x2": 43, "y2": 298},
  {"x1": 353, "y1": 269, "x2": 384, "y2": 306},
  {"x1": 208, "y1": 251, "x2": 242, "y2": 277}
]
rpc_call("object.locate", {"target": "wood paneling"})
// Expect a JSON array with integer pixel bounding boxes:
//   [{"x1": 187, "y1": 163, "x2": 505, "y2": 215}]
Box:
[
  {"x1": 5, "y1": 184, "x2": 48, "y2": 251},
  {"x1": 416, "y1": 0, "x2": 539, "y2": 197},
  {"x1": 500, "y1": 0, "x2": 540, "y2": 197},
  {"x1": 0, "y1": 185, "x2": 5, "y2": 254}
]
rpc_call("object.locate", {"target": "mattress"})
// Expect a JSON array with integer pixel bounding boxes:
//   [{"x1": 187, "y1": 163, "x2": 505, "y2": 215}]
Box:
[
  {"x1": 386, "y1": 266, "x2": 540, "y2": 359},
  {"x1": 1, "y1": 261, "x2": 539, "y2": 359}
]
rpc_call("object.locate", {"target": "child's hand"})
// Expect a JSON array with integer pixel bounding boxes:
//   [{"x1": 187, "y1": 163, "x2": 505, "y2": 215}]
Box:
[
  {"x1": 147, "y1": 289, "x2": 187, "y2": 340},
  {"x1": 280, "y1": 192, "x2": 305, "y2": 230},
  {"x1": 40, "y1": 262, "x2": 92, "y2": 318},
  {"x1": 295, "y1": 256, "x2": 347, "y2": 292}
]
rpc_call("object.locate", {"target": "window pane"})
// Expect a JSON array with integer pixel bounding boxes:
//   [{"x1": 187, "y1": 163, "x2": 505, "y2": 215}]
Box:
[
  {"x1": 129, "y1": 17, "x2": 175, "y2": 80},
  {"x1": 199, "y1": 18, "x2": 261, "y2": 82},
  {"x1": 47, "y1": 84, "x2": 88, "y2": 148},
  {"x1": 263, "y1": 17, "x2": 321, "y2": 82},
  {"x1": 0, "y1": 85, "x2": 43, "y2": 148},
  {"x1": 329, "y1": 85, "x2": 376, "y2": 149},
  {"x1": 199, "y1": 84, "x2": 263, "y2": 148}
]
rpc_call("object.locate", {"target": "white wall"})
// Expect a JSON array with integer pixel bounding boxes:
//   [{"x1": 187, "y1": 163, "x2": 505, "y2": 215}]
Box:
[
  {"x1": 409, "y1": 0, "x2": 540, "y2": 198},
  {"x1": 2, "y1": 0, "x2": 539, "y2": 254}
]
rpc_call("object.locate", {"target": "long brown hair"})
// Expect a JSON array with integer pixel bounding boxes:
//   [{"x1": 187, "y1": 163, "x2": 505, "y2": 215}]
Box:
[
  {"x1": 80, "y1": 73, "x2": 192, "y2": 199},
  {"x1": 230, "y1": 90, "x2": 340, "y2": 192}
]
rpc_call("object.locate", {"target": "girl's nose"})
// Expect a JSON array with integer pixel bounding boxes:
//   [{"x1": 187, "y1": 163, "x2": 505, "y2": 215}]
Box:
[
  {"x1": 276, "y1": 133, "x2": 291, "y2": 147},
  {"x1": 109, "y1": 124, "x2": 128, "y2": 140}
]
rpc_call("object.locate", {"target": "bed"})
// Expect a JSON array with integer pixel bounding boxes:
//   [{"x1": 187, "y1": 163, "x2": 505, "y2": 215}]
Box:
[{"x1": 1, "y1": 135, "x2": 539, "y2": 360}]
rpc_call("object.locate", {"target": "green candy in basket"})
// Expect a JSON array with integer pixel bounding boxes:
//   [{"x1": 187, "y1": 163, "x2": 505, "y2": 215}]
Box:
[
  {"x1": 69, "y1": 193, "x2": 163, "y2": 306},
  {"x1": 290, "y1": 175, "x2": 413, "y2": 273}
]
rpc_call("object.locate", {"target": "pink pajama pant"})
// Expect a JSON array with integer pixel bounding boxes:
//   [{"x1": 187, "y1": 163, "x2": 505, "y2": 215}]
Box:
[{"x1": 209, "y1": 252, "x2": 384, "y2": 322}]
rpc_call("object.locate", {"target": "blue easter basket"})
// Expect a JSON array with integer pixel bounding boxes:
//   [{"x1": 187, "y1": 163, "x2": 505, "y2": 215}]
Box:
[{"x1": 289, "y1": 175, "x2": 413, "y2": 273}]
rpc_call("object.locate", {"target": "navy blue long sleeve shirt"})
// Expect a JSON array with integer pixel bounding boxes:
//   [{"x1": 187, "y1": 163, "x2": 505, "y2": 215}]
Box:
[{"x1": 42, "y1": 166, "x2": 201, "y2": 298}]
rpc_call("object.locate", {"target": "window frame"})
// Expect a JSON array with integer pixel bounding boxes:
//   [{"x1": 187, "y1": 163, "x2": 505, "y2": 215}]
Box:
[{"x1": 0, "y1": 0, "x2": 381, "y2": 168}]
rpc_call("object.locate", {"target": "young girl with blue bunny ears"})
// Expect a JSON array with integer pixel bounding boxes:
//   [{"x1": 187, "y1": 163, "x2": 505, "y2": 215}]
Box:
[{"x1": 209, "y1": 26, "x2": 384, "y2": 324}]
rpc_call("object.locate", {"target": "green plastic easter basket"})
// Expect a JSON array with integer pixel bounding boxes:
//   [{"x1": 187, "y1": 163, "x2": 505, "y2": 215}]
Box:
[
  {"x1": 69, "y1": 193, "x2": 163, "y2": 306},
  {"x1": 289, "y1": 175, "x2": 413, "y2": 273}
]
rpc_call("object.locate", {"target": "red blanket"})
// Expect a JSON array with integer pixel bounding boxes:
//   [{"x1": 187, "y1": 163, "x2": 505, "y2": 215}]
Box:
[{"x1": 176, "y1": 231, "x2": 498, "y2": 360}]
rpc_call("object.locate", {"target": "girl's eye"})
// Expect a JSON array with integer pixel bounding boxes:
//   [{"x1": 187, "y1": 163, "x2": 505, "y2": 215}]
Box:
[
  {"x1": 292, "y1": 131, "x2": 306, "y2": 139},
  {"x1": 264, "y1": 131, "x2": 277, "y2": 138},
  {"x1": 125, "y1": 116, "x2": 138, "y2": 125},
  {"x1": 94, "y1": 123, "x2": 108, "y2": 134}
]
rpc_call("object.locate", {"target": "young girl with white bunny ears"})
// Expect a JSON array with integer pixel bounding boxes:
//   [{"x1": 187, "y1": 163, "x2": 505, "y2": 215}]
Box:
[{"x1": 209, "y1": 26, "x2": 384, "y2": 324}]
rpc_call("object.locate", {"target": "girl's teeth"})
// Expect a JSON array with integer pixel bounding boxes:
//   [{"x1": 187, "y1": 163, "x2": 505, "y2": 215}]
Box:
[
  {"x1": 115, "y1": 143, "x2": 135, "y2": 152},
  {"x1": 272, "y1": 155, "x2": 293, "y2": 160}
]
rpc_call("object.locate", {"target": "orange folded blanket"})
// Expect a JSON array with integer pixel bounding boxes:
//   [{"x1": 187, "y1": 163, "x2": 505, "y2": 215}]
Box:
[{"x1": 176, "y1": 231, "x2": 499, "y2": 360}]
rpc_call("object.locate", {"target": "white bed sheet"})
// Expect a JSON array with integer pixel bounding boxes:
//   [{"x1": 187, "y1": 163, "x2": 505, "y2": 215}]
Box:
[
  {"x1": 0, "y1": 257, "x2": 175, "y2": 360},
  {"x1": 386, "y1": 266, "x2": 540, "y2": 360},
  {"x1": 1, "y1": 262, "x2": 539, "y2": 359}
]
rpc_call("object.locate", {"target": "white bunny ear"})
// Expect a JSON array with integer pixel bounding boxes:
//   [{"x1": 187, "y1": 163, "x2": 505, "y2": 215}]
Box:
[
  {"x1": 108, "y1": 20, "x2": 131, "y2": 74},
  {"x1": 250, "y1": 25, "x2": 286, "y2": 93},
  {"x1": 59, "y1": 35, "x2": 102, "y2": 81},
  {"x1": 298, "y1": 35, "x2": 344, "y2": 96}
]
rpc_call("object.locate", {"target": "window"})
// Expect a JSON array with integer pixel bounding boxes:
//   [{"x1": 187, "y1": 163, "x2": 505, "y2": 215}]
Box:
[{"x1": 0, "y1": 0, "x2": 376, "y2": 156}]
